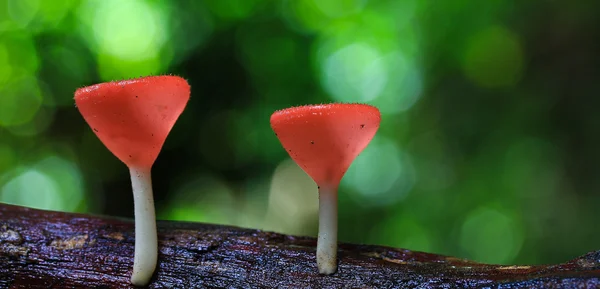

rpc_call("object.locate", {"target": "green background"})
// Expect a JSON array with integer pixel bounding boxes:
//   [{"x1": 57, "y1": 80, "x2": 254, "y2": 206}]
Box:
[{"x1": 1, "y1": 0, "x2": 598, "y2": 266}]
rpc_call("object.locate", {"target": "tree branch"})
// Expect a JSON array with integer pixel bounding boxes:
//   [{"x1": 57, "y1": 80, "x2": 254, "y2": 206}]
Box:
[{"x1": 0, "y1": 204, "x2": 599, "y2": 288}]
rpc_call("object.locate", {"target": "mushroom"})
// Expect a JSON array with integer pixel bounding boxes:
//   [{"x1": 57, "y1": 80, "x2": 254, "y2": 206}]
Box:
[
  {"x1": 270, "y1": 103, "x2": 381, "y2": 274},
  {"x1": 74, "y1": 75, "x2": 191, "y2": 286}
]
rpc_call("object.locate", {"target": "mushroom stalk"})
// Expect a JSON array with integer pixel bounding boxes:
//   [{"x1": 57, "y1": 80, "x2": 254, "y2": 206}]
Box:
[
  {"x1": 130, "y1": 166, "x2": 158, "y2": 286},
  {"x1": 317, "y1": 185, "x2": 338, "y2": 275}
]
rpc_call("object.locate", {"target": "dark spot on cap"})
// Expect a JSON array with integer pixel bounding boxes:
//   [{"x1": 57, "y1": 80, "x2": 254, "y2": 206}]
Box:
[
  {"x1": 310, "y1": 141, "x2": 314, "y2": 145},
  {"x1": 135, "y1": 95, "x2": 138, "y2": 98},
  {"x1": 93, "y1": 128, "x2": 99, "y2": 132},
  {"x1": 360, "y1": 124, "x2": 365, "y2": 129},
  {"x1": 129, "y1": 155, "x2": 132, "y2": 158}
]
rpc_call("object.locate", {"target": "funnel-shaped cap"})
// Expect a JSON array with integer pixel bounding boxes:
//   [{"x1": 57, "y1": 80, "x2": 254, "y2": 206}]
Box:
[
  {"x1": 75, "y1": 75, "x2": 190, "y2": 168},
  {"x1": 270, "y1": 103, "x2": 381, "y2": 186}
]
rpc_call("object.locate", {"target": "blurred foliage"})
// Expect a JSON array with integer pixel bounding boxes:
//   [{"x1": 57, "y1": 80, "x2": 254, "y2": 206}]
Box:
[{"x1": 1, "y1": 0, "x2": 599, "y2": 266}]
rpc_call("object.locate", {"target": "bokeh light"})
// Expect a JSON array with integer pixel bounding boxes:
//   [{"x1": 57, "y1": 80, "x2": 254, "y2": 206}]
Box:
[
  {"x1": 265, "y1": 158, "x2": 319, "y2": 235},
  {"x1": 281, "y1": 0, "x2": 335, "y2": 33},
  {"x1": 6, "y1": 0, "x2": 39, "y2": 29},
  {"x1": 313, "y1": 6, "x2": 422, "y2": 113},
  {"x1": 0, "y1": 77, "x2": 43, "y2": 127},
  {"x1": 76, "y1": 0, "x2": 170, "y2": 80},
  {"x1": 159, "y1": 174, "x2": 237, "y2": 225},
  {"x1": 460, "y1": 207, "x2": 524, "y2": 264},
  {"x1": 369, "y1": 211, "x2": 432, "y2": 253},
  {"x1": 31, "y1": 0, "x2": 76, "y2": 30},
  {"x1": 0, "y1": 32, "x2": 39, "y2": 85},
  {"x1": 322, "y1": 43, "x2": 387, "y2": 103},
  {"x1": 0, "y1": 156, "x2": 85, "y2": 212},
  {"x1": 344, "y1": 135, "x2": 416, "y2": 207},
  {"x1": 463, "y1": 26, "x2": 524, "y2": 88}
]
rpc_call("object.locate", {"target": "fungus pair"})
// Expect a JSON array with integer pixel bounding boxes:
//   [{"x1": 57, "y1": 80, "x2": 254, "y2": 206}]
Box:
[{"x1": 75, "y1": 75, "x2": 380, "y2": 285}]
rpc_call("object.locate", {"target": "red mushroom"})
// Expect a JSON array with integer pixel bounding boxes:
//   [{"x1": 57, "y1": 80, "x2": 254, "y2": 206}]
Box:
[
  {"x1": 74, "y1": 75, "x2": 190, "y2": 286},
  {"x1": 270, "y1": 103, "x2": 381, "y2": 274}
]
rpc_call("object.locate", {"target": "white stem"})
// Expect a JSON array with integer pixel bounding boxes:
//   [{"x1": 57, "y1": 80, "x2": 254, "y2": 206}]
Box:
[
  {"x1": 129, "y1": 166, "x2": 158, "y2": 286},
  {"x1": 317, "y1": 185, "x2": 338, "y2": 275}
]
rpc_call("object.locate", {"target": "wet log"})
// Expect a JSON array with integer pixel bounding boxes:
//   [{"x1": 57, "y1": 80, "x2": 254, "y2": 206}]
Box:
[{"x1": 0, "y1": 203, "x2": 599, "y2": 288}]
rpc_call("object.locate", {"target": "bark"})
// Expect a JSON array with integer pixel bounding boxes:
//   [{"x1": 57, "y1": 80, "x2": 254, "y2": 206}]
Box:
[{"x1": 0, "y1": 204, "x2": 599, "y2": 288}]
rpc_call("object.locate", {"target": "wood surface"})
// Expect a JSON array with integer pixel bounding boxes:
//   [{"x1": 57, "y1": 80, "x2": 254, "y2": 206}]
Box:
[{"x1": 1, "y1": 204, "x2": 599, "y2": 288}]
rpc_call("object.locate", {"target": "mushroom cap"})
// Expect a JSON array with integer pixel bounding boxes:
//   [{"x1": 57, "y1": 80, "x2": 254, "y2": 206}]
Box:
[
  {"x1": 270, "y1": 103, "x2": 381, "y2": 186},
  {"x1": 75, "y1": 75, "x2": 190, "y2": 168}
]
